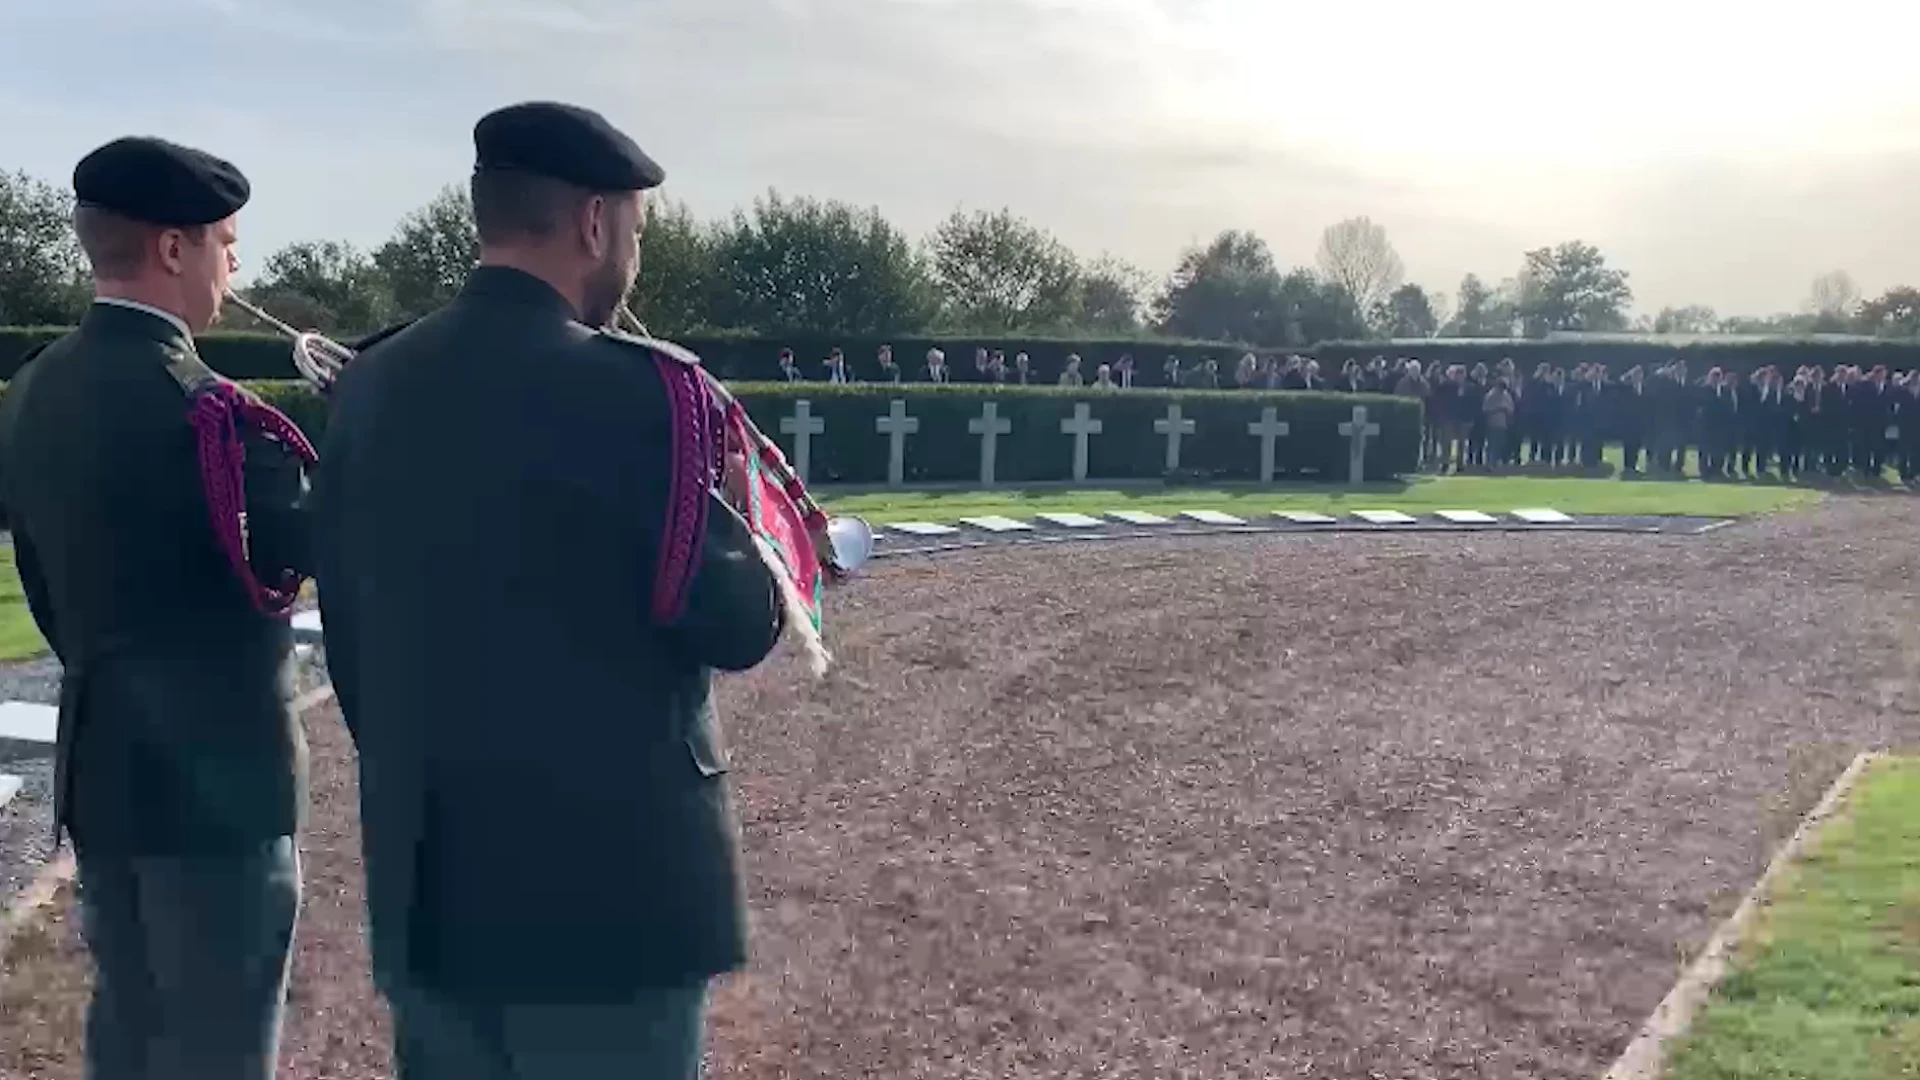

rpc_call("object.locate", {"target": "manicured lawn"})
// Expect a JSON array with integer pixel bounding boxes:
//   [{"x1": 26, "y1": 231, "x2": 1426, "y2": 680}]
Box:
[
  {"x1": 0, "y1": 545, "x2": 47, "y2": 661},
  {"x1": 1665, "y1": 755, "x2": 1920, "y2": 1079},
  {"x1": 820, "y1": 474, "x2": 1825, "y2": 524}
]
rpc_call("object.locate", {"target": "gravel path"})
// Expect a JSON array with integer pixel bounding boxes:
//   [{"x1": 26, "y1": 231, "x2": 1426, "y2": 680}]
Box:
[{"x1": 4, "y1": 498, "x2": 1920, "y2": 1078}]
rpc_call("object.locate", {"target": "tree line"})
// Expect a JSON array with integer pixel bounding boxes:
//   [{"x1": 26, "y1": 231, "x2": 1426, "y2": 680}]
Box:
[{"x1": 3, "y1": 167, "x2": 1916, "y2": 345}]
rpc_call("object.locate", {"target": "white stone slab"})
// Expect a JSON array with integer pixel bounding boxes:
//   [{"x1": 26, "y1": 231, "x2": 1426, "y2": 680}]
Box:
[
  {"x1": 291, "y1": 609, "x2": 322, "y2": 634},
  {"x1": 887, "y1": 521, "x2": 960, "y2": 536},
  {"x1": 1354, "y1": 509, "x2": 1417, "y2": 524},
  {"x1": 0, "y1": 701, "x2": 57, "y2": 745},
  {"x1": 1035, "y1": 512, "x2": 1105, "y2": 529},
  {"x1": 0, "y1": 774, "x2": 19, "y2": 811},
  {"x1": 1180, "y1": 509, "x2": 1246, "y2": 526},
  {"x1": 1106, "y1": 510, "x2": 1173, "y2": 526},
  {"x1": 1276, "y1": 511, "x2": 1338, "y2": 524},
  {"x1": 1512, "y1": 508, "x2": 1574, "y2": 524},
  {"x1": 1435, "y1": 509, "x2": 1499, "y2": 524},
  {"x1": 959, "y1": 515, "x2": 1035, "y2": 533}
]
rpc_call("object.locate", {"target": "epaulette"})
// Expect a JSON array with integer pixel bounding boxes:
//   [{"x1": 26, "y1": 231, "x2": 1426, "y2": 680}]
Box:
[
  {"x1": 349, "y1": 318, "x2": 418, "y2": 353},
  {"x1": 13, "y1": 342, "x2": 53, "y2": 370},
  {"x1": 598, "y1": 325, "x2": 706, "y2": 371},
  {"x1": 159, "y1": 341, "x2": 239, "y2": 399}
]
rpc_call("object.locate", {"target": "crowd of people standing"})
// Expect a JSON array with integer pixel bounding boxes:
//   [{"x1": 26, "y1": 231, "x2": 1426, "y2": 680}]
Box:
[
  {"x1": 1386, "y1": 356, "x2": 1920, "y2": 481},
  {"x1": 773, "y1": 342, "x2": 1920, "y2": 483}
]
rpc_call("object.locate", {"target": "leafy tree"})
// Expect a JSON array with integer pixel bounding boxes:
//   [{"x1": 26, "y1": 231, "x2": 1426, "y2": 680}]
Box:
[
  {"x1": 1275, "y1": 269, "x2": 1368, "y2": 344},
  {"x1": 928, "y1": 207, "x2": 1083, "y2": 332},
  {"x1": 240, "y1": 240, "x2": 392, "y2": 335},
  {"x1": 374, "y1": 186, "x2": 479, "y2": 320},
  {"x1": 1443, "y1": 273, "x2": 1513, "y2": 337},
  {"x1": 1514, "y1": 241, "x2": 1632, "y2": 335},
  {"x1": 0, "y1": 169, "x2": 88, "y2": 325},
  {"x1": 1652, "y1": 304, "x2": 1719, "y2": 334},
  {"x1": 627, "y1": 195, "x2": 722, "y2": 336},
  {"x1": 1383, "y1": 282, "x2": 1438, "y2": 338},
  {"x1": 711, "y1": 189, "x2": 936, "y2": 336},
  {"x1": 1856, "y1": 286, "x2": 1920, "y2": 338},
  {"x1": 1153, "y1": 230, "x2": 1287, "y2": 344},
  {"x1": 1315, "y1": 216, "x2": 1404, "y2": 330},
  {"x1": 1076, "y1": 254, "x2": 1149, "y2": 333}
]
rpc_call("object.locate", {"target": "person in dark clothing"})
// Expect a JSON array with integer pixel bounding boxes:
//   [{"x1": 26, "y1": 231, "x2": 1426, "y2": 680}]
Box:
[
  {"x1": 1750, "y1": 367, "x2": 1791, "y2": 477},
  {"x1": 1724, "y1": 370, "x2": 1755, "y2": 477},
  {"x1": 1780, "y1": 366, "x2": 1805, "y2": 476},
  {"x1": 1464, "y1": 362, "x2": 1490, "y2": 469},
  {"x1": 1700, "y1": 368, "x2": 1740, "y2": 478},
  {"x1": 308, "y1": 102, "x2": 788, "y2": 1080},
  {"x1": 0, "y1": 136, "x2": 310, "y2": 1080},
  {"x1": 1826, "y1": 366, "x2": 1856, "y2": 477},
  {"x1": 1854, "y1": 365, "x2": 1895, "y2": 478},
  {"x1": 1656, "y1": 361, "x2": 1695, "y2": 476},
  {"x1": 1616, "y1": 366, "x2": 1649, "y2": 474},
  {"x1": 1573, "y1": 363, "x2": 1610, "y2": 469},
  {"x1": 1897, "y1": 373, "x2": 1920, "y2": 482}
]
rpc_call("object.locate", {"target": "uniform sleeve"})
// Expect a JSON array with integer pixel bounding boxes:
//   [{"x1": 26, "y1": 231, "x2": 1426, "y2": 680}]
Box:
[
  {"x1": 240, "y1": 429, "x2": 314, "y2": 582},
  {"x1": 10, "y1": 529, "x2": 63, "y2": 664},
  {"x1": 665, "y1": 490, "x2": 787, "y2": 673}
]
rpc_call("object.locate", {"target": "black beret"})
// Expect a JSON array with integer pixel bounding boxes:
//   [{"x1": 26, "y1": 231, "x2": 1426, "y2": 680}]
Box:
[
  {"x1": 72, "y1": 136, "x2": 250, "y2": 226},
  {"x1": 473, "y1": 101, "x2": 664, "y2": 192}
]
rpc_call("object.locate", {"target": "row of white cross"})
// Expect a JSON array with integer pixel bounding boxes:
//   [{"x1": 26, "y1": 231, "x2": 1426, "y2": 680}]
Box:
[
  {"x1": 883, "y1": 507, "x2": 1576, "y2": 535},
  {"x1": 780, "y1": 400, "x2": 1385, "y2": 487}
]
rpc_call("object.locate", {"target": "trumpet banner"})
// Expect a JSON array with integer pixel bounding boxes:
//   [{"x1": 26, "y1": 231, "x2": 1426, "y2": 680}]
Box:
[{"x1": 727, "y1": 398, "x2": 827, "y2": 631}]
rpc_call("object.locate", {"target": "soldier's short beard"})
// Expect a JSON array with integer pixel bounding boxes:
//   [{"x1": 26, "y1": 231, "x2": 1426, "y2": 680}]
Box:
[{"x1": 581, "y1": 254, "x2": 630, "y2": 329}]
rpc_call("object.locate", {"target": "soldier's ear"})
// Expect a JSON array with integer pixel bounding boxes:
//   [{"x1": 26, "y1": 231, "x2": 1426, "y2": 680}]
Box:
[
  {"x1": 155, "y1": 227, "x2": 188, "y2": 277},
  {"x1": 576, "y1": 193, "x2": 609, "y2": 258}
]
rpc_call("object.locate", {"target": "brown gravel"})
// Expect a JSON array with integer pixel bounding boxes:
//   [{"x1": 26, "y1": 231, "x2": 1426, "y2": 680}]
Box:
[{"x1": 6, "y1": 497, "x2": 1920, "y2": 1080}]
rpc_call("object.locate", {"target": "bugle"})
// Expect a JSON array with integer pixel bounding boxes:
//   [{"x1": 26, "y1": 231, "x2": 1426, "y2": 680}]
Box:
[{"x1": 221, "y1": 290, "x2": 355, "y2": 392}]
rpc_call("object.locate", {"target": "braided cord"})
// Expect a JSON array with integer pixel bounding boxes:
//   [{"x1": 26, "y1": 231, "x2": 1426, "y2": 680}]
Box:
[{"x1": 186, "y1": 384, "x2": 317, "y2": 617}]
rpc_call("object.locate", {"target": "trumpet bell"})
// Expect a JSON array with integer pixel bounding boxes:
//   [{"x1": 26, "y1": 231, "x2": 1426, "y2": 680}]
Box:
[{"x1": 825, "y1": 515, "x2": 876, "y2": 575}]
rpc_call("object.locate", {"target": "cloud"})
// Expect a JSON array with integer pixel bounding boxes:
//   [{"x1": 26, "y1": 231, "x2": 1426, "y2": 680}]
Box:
[{"x1": 3, "y1": 0, "x2": 1919, "y2": 311}]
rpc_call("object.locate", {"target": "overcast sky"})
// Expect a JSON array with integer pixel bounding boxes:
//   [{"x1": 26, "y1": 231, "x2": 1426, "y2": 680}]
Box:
[{"x1": 4, "y1": 0, "x2": 1917, "y2": 317}]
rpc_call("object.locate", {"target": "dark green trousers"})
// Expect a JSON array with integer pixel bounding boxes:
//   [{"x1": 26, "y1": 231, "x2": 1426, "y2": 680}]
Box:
[
  {"x1": 74, "y1": 836, "x2": 302, "y2": 1080},
  {"x1": 388, "y1": 981, "x2": 709, "y2": 1080}
]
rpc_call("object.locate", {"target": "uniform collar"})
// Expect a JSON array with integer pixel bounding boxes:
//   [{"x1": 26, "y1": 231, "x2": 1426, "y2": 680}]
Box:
[
  {"x1": 90, "y1": 296, "x2": 193, "y2": 344},
  {"x1": 457, "y1": 265, "x2": 584, "y2": 324},
  {"x1": 83, "y1": 297, "x2": 195, "y2": 352}
]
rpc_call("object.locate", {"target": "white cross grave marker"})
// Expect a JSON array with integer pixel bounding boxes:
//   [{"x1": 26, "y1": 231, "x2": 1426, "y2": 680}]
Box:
[
  {"x1": 1060, "y1": 403, "x2": 1104, "y2": 482},
  {"x1": 875, "y1": 399, "x2": 920, "y2": 487},
  {"x1": 1337, "y1": 404, "x2": 1381, "y2": 485},
  {"x1": 778, "y1": 399, "x2": 825, "y2": 483},
  {"x1": 1154, "y1": 403, "x2": 1196, "y2": 471},
  {"x1": 1247, "y1": 407, "x2": 1292, "y2": 483},
  {"x1": 968, "y1": 402, "x2": 1013, "y2": 486}
]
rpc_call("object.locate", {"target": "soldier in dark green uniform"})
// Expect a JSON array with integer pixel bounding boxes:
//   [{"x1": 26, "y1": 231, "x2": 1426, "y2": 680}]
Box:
[
  {"x1": 0, "y1": 138, "x2": 309, "y2": 1079},
  {"x1": 308, "y1": 102, "x2": 787, "y2": 1079}
]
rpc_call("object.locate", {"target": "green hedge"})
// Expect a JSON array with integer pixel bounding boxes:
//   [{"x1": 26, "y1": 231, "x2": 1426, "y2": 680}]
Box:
[
  {"x1": 725, "y1": 383, "x2": 1418, "y2": 485},
  {"x1": 237, "y1": 380, "x2": 1418, "y2": 485},
  {"x1": 0, "y1": 378, "x2": 1415, "y2": 520}
]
